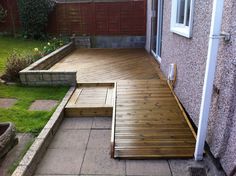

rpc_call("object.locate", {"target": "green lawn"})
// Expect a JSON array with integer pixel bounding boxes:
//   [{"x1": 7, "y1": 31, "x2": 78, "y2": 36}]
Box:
[
  {"x1": 0, "y1": 36, "x2": 68, "y2": 135},
  {"x1": 0, "y1": 84, "x2": 68, "y2": 135},
  {"x1": 0, "y1": 36, "x2": 45, "y2": 75}
]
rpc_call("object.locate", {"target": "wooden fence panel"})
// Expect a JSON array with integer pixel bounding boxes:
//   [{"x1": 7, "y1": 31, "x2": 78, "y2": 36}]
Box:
[
  {"x1": 1, "y1": 0, "x2": 147, "y2": 36},
  {"x1": 0, "y1": 0, "x2": 20, "y2": 33},
  {"x1": 49, "y1": 0, "x2": 146, "y2": 35}
]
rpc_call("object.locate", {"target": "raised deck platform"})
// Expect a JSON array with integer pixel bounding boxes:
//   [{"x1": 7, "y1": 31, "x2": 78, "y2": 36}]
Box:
[{"x1": 52, "y1": 49, "x2": 196, "y2": 159}]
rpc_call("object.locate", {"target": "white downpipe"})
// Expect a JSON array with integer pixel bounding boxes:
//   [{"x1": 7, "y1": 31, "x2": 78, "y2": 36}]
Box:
[{"x1": 194, "y1": 0, "x2": 225, "y2": 160}]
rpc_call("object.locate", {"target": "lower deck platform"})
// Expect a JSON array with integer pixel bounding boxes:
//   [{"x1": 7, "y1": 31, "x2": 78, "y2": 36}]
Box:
[{"x1": 65, "y1": 80, "x2": 196, "y2": 159}]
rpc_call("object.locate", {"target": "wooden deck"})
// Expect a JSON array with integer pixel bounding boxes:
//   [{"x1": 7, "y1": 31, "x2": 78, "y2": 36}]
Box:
[
  {"x1": 50, "y1": 48, "x2": 164, "y2": 82},
  {"x1": 52, "y1": 49, "x2": 196, "y2": 159},
  {"x1": 113, "y1": 80, "x2": 196, "y2": 158},
  {"x1": 65, "y1": 83, "x2": 115, "y2": 117}
]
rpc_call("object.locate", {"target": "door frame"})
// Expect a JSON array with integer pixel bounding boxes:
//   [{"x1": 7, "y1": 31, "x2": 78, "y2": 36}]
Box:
[{"x1": 151, "y1": 0, "x2": 164, "y2": 64}]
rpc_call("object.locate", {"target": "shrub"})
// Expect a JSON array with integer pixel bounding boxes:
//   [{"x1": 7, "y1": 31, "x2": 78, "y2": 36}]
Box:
[
  {"x1": 1, "y1": 53, "x2": 36, "y2": 82},
  {"x1": 17, "y1": 0, "x2": 55, "y2": 39},
  {"x1": 0, "y1": 4, "x2": 7, "y2": 22}
]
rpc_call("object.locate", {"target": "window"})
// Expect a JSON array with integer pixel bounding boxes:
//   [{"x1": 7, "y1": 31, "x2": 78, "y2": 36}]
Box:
[{"x1": 170, "y1": 0, "x2": 194, "y2": 38}]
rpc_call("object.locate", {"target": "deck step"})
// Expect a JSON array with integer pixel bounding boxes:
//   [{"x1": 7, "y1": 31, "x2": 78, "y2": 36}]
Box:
[
  {"x1": 65, "y1": 83, "x2": 115, "y2": 117},
  {"x1": 111, "y1": 80, "x2": 196, "y2": 159}
]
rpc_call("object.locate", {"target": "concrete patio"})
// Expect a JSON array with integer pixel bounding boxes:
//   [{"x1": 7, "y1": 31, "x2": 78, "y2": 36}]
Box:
[{"x1": 34, "y1": 117, "x2": 225, "y2": 176}]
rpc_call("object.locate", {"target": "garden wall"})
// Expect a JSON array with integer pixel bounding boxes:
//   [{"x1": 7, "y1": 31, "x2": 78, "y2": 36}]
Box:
[
  {"x1": 20, "y1": 42, "x2": 77, "y2": 86},
  {"x1": 12, "y1": 87, "x2": 75, "y2": 176}
]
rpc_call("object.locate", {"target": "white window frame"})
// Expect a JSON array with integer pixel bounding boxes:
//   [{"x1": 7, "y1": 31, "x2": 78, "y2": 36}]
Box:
[{"x1": 170, "y1": 0, "x2": 195, "y2": 38}]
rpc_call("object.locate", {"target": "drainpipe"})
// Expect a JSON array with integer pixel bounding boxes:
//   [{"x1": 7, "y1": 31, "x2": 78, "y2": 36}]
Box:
[{"x1": 194, "y1": 0, "x2": 225, "y2": 160}]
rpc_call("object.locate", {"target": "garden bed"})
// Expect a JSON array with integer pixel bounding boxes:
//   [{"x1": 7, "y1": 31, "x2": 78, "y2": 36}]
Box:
[{"x1": 20, "y1": 42, "x2": 77, "y2": 86}]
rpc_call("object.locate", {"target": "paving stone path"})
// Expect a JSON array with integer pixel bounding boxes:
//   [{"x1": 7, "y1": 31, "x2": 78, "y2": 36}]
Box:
[
  {"x1": 29, "y1": 100, "x2": 58, "y2": 111},
  {"x1": 0, "y1": 98, "x2": 17, "y2": 109},
  {"x1": 34, "y1": 117, "x2": 225, "y2": 176}
]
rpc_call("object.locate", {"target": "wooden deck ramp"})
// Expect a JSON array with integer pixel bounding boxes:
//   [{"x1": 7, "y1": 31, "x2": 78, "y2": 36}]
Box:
[{"x1": 111, "y1": 80, "x2": 196, "y2": 159}]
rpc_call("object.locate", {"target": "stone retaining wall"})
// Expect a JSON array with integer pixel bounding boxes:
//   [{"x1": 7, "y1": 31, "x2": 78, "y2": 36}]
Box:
[
  {"x1": 74, "y1": 36, "x2": 146, "y2": 48},
  {"x1": 20, "y1": 42, "x2": 77, "y2": 86},
  {"x1": 12, "y1": 87, "x2": 75, "y2": 176},
  {"x1": 94, "y1": 36, "x2": 146, "y2": 48}
]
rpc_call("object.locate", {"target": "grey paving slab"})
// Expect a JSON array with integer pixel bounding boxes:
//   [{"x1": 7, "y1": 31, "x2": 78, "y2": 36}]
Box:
[
  {"x1": 29, "y1": 100, "x2": 58, "y2": 111},
  {"x1": 168, "y1": 159, "x2": 204, "y2": 176},
  {"x1": 92, "y1": 117, "x2": 112, "y2": 129},
  {"x1": 60, "y1": 118, "x2": 93, "y2": 130},
  {"x1": 87, "y1": 130, "x2": 111, "y2": 149},
  {"x1": 0, "y1": 98, "x2": 17, "y2": 108},
  {"x1": 35, "y1": 149, "x2": 85, "y2": 175},
  {"x1": 126, "y1": 160, "x2": 172, "y2": 176},
  {"x1": 81, "y1": 148, "x2": 125, "y2": 175},
  {"x1": 49, "y1": 129, "x2": 90, "y2": 149}
]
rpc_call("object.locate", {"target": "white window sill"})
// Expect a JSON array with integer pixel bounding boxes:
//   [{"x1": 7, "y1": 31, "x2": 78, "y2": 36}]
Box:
[{"x1": 171, "y1": 26, "x2": 192, "y2": 38}]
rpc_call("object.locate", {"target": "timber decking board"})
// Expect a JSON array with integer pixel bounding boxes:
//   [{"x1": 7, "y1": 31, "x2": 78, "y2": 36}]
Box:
[
  {"x1": 113, "y1": 80, "x2": 196, "y2": 159},
  {"x1": 50, "y1": 48, "x2": 165, "y2": 82}
]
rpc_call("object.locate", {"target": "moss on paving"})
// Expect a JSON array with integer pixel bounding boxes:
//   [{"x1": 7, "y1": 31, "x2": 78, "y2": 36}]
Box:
[
  {"x1": 0, "y1": 36, "x2": 45, "y2": 75},
  {"x1": 0, "y1": 84, "x2": 68, "y2": 135}
]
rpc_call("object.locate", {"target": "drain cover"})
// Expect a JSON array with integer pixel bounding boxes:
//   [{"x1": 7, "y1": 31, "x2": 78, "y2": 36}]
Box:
[{"x1": 189, "y1": 167, "x2": 207, "y2": 176}]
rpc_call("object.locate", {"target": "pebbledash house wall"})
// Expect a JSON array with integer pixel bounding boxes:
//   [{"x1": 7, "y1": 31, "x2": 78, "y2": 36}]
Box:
[{"x1": 155, "y1": 0, "x2": 236, "y2": 175}]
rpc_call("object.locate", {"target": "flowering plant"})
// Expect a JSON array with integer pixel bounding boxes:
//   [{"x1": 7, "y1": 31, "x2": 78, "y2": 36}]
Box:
[{"x1": 32, "y1": 36, "x2": 70, "y2": 57}]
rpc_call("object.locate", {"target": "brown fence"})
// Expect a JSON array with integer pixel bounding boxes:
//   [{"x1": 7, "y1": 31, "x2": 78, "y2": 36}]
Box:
[
  {"x1": 48, "y1": 1, "x2": 146, "y2": 35},
  {"x1": 0, "y1": 0, "x2": 20, "y2": 33},
  {"x1": 0, "y1": 0, "x2": 146, "y2": 36}
]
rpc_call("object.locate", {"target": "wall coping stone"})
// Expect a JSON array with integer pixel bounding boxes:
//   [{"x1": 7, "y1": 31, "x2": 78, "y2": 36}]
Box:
[
  {"x1": 19, "y1": 42, "x2": 77, "y2": 86},
  {"x1": 21, "y1": 42, "x2": 74, "y2": 72},
  {"x1": 11, "y1": 86, "x2": 76, "y2": 176}
]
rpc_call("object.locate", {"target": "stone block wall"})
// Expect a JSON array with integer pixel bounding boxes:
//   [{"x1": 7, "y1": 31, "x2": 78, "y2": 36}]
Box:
[
  {"x1": 20, "y1": 42, "x2": 77, "y2": 86},
  {"x1": 31, "y1": 43, "x2": 74, "y2": 70},
  {"x1": 93, "y1": 36, "x2": 146, "y2": 48},
  {"x1": 20, "y1": 71, "x2": 77, "y2": 86},
  {"x1": 12, "y1": 87, "x2": 75, "y2": 176}
]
